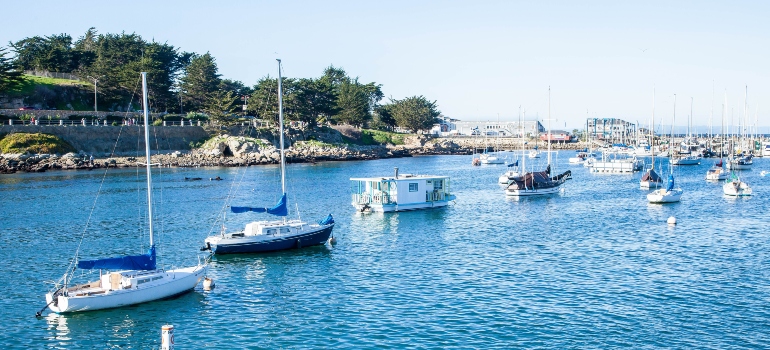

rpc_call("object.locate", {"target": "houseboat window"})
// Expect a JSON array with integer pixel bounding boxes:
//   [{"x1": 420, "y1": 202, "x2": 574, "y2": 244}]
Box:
[
  {"x1": 267, "y1": 229, "x2": 276, "y2": 234},
  {"x1": 409, "y1": 183, "x2": 418, "y2": 192},
  {"x1": 434, "y1": 180, "x2": 443, "y2": 190}
]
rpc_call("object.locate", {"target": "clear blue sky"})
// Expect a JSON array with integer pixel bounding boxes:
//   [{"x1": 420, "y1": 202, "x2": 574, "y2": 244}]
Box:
[{"x1": 3, "y1": 0, "x2": 768, "y2": 131}]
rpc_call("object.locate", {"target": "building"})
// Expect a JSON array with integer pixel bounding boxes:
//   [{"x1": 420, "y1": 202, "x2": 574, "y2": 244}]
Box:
[
  {"x1": 540, "y1": 130, "x2": 573, "y2": 142},
  {"x1": 433, "y1": 118, "x2": 545, "y2": 137},
  {"x1": 586, "y1": 118, "x2": 637, "y2": 142}
]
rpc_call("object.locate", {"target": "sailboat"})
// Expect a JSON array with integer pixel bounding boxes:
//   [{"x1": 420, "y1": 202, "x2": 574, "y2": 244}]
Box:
[
  {"x1": 498, "y1": 106, "x2": 524, "y2": 184},
  {"x1": 505, "y1": 87, "x2": 571, "y2": 196},
  {"x1": 706, "y1": 93, "x2": 728, "y2": 181},
  {"x1": 42, "y1": 73, "x2": 208, "y2": 314},
  {"x1": 670, "y1": 97, "x2": 701, "y2": 165},
  {"x1": 727, "y1": 86, "x2": 753, "y2": 170},
  {"x1": 640, "y1": 89, "x2": 663, "y2": 189},
  {"x1": 648, "y1": 94, "x2": 683, "y2": 203},
  {"x1": 203, "y1": 60, "x2": 335, "y2": 254}
]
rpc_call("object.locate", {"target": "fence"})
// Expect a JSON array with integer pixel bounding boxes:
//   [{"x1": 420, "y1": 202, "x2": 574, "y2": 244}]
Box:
[{"x1": 24, "y1": 70, "x2": 81, "y2": 81}]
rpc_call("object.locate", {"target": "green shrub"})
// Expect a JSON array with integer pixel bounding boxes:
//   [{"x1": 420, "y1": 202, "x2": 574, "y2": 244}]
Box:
[
  {"x1": 0, "y1": 133, "x2": 76, "y2": 154},
  {"x1": 111, "y1": 122, "x2": 118, "y2": 126},
  {"x1": 152, "y1": 119, "x2": 163, "y2": 126},
  {"x1": 360, "y1": 129, "x2": 405, "y2": 145}
]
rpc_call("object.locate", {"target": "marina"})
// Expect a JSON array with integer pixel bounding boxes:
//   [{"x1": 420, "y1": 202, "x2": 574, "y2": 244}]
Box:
[{"x1": 3, "y1": 153, "x2": 769, "y2": 347}]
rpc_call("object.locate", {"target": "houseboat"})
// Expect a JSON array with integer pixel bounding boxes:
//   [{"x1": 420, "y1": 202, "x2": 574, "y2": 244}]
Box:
[{"x1": 351, "y1": 168, "x2": 456, "y2": 212}]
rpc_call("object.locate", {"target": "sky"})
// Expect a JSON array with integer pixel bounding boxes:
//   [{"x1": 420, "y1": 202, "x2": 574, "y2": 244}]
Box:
[{"x1": 2, "y1": 0, "x2": 769, "y2": 131}]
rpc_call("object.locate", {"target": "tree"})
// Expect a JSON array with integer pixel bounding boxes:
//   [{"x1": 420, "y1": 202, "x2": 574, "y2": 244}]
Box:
[
  {"x1": 204, "y1": 90, "x2": 239, "y2": 125},
  {"x1": 0, "y1": 47, "x2": 23, "y2": 93},
  {"x1": 9, "y1": 34, "x2": 78, "y2": 72},
  {"x1": 334, "y1": 78, "x2": 370, "y2": 127},
  {"x1": 391, "y1": 96, "x2": 441, "y2": 133},
  {"x1": 248, "y1": 76, "x2": 279, "y2": 125},
  {"x1": 292, "y1": 78, "x2": 336, "y2": 127},
  {"x1": 371, "y1": 104, "x2": 396, "y2": 130},
  {"x1": 179, "y1": 53, "x2": 221, "y2": 112}
]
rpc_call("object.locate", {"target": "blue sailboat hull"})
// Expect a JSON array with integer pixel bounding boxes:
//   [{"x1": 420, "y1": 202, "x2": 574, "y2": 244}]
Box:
[{"x1": 211, "y1": 225, "x2": 334, "y2": 254}]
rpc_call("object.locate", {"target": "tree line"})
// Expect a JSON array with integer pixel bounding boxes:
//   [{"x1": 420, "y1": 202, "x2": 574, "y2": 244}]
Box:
[{"x1": 0, "y1": 28, "x2": 440, "y2": 132}]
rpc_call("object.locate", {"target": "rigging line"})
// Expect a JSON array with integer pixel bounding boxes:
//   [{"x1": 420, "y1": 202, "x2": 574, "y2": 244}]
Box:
[{"x1": 65, "y1": 119, "x2": 129, "y2": 285}]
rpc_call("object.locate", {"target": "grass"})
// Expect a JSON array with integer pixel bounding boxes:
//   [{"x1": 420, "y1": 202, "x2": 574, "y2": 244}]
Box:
[
  {"x1": 0, "y1": 133, "x2": 76, "y2": 154},
  {"x1": 7, "y1": 75, "x2": 90, "y2": 96},
  {"x1": 360, "y1": 129, "x2": 405, "y2": 145}
]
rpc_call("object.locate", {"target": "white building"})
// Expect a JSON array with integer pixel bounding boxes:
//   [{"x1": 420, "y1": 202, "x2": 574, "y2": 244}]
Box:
[
  {"x1": 586, "y1": 118, "x2": 637, "y2": 142},
  {"x1": 432, "y1": 117, "x2": 545, "y2": 137}
]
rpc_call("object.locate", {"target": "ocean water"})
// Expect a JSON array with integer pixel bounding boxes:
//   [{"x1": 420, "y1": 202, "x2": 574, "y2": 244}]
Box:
[{"x1": 1, "y1": 153, "x2": 769, "y2": 349}]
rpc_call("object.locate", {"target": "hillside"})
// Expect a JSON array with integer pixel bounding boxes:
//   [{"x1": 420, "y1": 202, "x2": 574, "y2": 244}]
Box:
[{"x1": 0, "y1": 75, "x2": 93, "y2": 110}]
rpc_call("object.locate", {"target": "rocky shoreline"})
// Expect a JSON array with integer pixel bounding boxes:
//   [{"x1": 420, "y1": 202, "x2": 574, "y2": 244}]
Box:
[{"x1": 0, "y1": 136, "x2": 590, "y2": 174}]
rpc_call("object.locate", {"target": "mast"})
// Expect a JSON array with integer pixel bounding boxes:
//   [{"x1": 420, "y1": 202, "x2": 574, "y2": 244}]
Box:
[
  {"x1": 671, "y1": 94, "x2": 676, "y2": 173},
  {"x1": 651, "y1": 88, "x2": 655, "y2": 170},
  {"x1": 721, "y1": 90, "x2": 725, "y2": 164},
  {"x1": 547, "y1": 86, "x2": 551, "y2": 166},
  {"x1": 519, "y1": 105, "x2": 524, "y2": 171},
  {"x1": 277, "y1": 59, "x2": 286, "y2": 194},
  {"x1": 141, "y1": 72, "x2": 154, "y2": 247}
]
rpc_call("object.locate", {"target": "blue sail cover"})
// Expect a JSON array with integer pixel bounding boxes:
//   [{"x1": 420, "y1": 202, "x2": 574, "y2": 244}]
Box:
[
  {"x1": 231, "y1": 193, "x2": 288, "y2": 216},
  {"x1": 77, "y1": 246, "x2": 156, "y2": 271},
  {"x1": 666, "y1": 174, "x2": 675, "y2": 191},
  {"x1": 319, "y1": 214, "x2": 335, "y2": 225}
]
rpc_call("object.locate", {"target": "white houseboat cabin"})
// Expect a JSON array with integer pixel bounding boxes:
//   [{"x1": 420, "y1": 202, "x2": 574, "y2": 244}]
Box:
[{"x1": 351, "y1": 168, "x2": 456, "y2": 212}]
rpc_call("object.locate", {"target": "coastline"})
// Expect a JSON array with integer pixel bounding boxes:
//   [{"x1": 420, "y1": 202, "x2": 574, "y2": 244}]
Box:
[{"x1": 0, "y1": 137, "x2": 591, "y2": 174}]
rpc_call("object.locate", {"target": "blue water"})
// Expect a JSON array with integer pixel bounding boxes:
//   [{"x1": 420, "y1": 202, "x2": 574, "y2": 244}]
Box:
[{"x1": 1, "y1": 153, "x2": 769, "y2": 349}]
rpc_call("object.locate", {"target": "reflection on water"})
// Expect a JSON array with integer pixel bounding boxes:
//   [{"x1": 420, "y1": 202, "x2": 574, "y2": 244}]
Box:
[{"x1": 1, "y1": 155, "x2": 769, "y2": 348}]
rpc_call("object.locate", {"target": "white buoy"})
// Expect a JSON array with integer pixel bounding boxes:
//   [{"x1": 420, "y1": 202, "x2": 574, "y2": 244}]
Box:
[
  {"x1": 667, "y1": 216, "x2": 677, "y2": 225},
  {"x1": 203, "y1": 277, "x2": 215, "y2": 291},
  {"x1": 328, "y1": 236, "x2": 337, "y2": 245},
  {"x1": 161, "y1": 325, "x2": 174, "y2": 350}
]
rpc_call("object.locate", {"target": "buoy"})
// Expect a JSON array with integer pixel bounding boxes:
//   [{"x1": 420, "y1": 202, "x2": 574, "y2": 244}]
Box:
[
  {"x1": 161, "y1": 325, "x2": 175, "y2": 350},
  {"x1": 328, "y1": 236, "x2": 337, "y2": 245},
  {"x1": 202, "y1": 277, "x2": 215, "y2": 291},
  {"x1": 667, "y1": 216, "x2": 677, "y2": 225}
]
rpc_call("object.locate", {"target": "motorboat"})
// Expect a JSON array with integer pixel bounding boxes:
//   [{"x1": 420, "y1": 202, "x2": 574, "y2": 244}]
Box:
[{"x1": 723, "y1": 175, "x2": 752, "y2": 196}]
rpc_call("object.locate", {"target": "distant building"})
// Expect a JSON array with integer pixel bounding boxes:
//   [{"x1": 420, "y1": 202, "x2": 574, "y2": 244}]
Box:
[
  {"x1": 433, "y1": 118, "x2": 545, "y2": 137},
  {"x1": 586, "y1": 118, "x2": 637, "y2": 142},
  {"x1": 540, "y1": 130, "x2": 573, "y2": 142}
]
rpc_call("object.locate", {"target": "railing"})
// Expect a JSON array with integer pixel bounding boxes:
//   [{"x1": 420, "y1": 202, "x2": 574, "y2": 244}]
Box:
[
  {"x1": 3, "y1": 119, "x2": 263, "y2": 127},
  {"x1": 352, "y1": 193, "x2": 393, "y2": 205},
  {"x1": 426, "y1": 191, "x2": 446, "y2": 202}
]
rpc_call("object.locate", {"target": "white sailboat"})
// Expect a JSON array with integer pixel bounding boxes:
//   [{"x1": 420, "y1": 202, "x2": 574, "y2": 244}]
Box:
[
  {"x1": 671, "y1": 97, "x2": 701, "y2": 166},
  {"x1": 203, "y1": 60, "x2": 335, "y2": 254},
  {"x1": 706, "y1": 93, "x2": 728, "y2": 181},
  {"x1": 505, "y1": 87, "x2": 571, "y2": 196},
  {"x1": 727, "y1": 86, "x2": 753, "y2": 170},
  {"x1": 640, "y1": 89, "x2": 663, "y2": 189},
  {"x1": 648, "y1": 94, "x2": 683, "y2": 203},
  {"x1": 42, "y1": 73, "x2": 208, "y2": 314},
  {"x1": 498, "y1": 106, "x2": 524, "y2": 183}
]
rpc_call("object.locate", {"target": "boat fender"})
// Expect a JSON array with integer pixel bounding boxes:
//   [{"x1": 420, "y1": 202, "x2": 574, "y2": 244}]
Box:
[
  {"x1": 203, "y1": 277, "x2": 215, "y2": 291},
  {"x1": 328, "y1": 236, "x2": 337, "y2": 245}
]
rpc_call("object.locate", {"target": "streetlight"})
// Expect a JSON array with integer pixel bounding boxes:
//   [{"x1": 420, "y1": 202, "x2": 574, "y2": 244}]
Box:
[{"x1": 87, "y1": 75, "x2": 102, "y2": 113}]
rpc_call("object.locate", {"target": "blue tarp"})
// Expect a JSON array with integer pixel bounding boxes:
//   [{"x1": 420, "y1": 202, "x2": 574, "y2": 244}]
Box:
[
  {"x1": 78, "y1": 246, "x2": 156, "y2": 271},
  {"x1": 319, "y1": 214, "x2": 335, "y2": 225},
  {"x1": 231, "y1": 193, "x2": 288, "y2": 216},
  {"x1": 666, "y1": 174, "x2": 675, "y2": 191}
]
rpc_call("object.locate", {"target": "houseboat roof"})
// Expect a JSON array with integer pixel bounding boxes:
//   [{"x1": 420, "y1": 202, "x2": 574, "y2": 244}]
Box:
[{"x1": 350, "y1": 174, "x2": 450, "y2": 182}]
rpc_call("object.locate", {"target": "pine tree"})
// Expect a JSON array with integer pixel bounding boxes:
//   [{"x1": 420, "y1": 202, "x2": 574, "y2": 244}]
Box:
[{"x1": 0, "y1": 47, "x2": 24, "y2": 94}]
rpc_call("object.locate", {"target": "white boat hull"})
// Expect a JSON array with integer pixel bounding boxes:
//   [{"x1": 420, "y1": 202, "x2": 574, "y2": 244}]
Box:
[
  {"x1": 706, "y1": 168, "x2": 728, "y2": 181},
  {"x1": 723, "y1": 180, "x2": 752, "y2": 196},
  {"x1": 505, "y1": 185, "x2": 562, "y2": 197},
  {"x1": 726, "y1": 162, "x2": 752, "y2": 170},
  {"x1": 590, "y1": 160, "x2": 642, "y2": 173},
  {"x1": 353, "y1": 196, "x2": 455, "y2": 212},
  {"x1": 46, "y1": 265, "x2": 207, "y2": 313},
  {"x1": 639, "y1": 180, "x2": 662, "y2": 189},
  {"x1": 647, "y1": 188, "x2": 683, "y2": 203},
  {"x1": 671, "y1": 157, "x2": 701, "y2": 165}
]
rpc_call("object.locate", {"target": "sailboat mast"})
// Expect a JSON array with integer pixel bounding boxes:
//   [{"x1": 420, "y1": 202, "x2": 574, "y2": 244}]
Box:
[
  {"x1": 651, "y1": 88, "x2": 655, "y2": 169},
  {"x1": 141, "y1": 72, "x2": 154, "y2": 247},
  {"x1": 671, "y1": 94, "x2": 676, "y2": 168},
  {"x1": 547, "y1": 86, "x2": 551, "y2": 166},
  {"x1": 277, "y1": 59, "x2": 286, "y2": 194}
]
